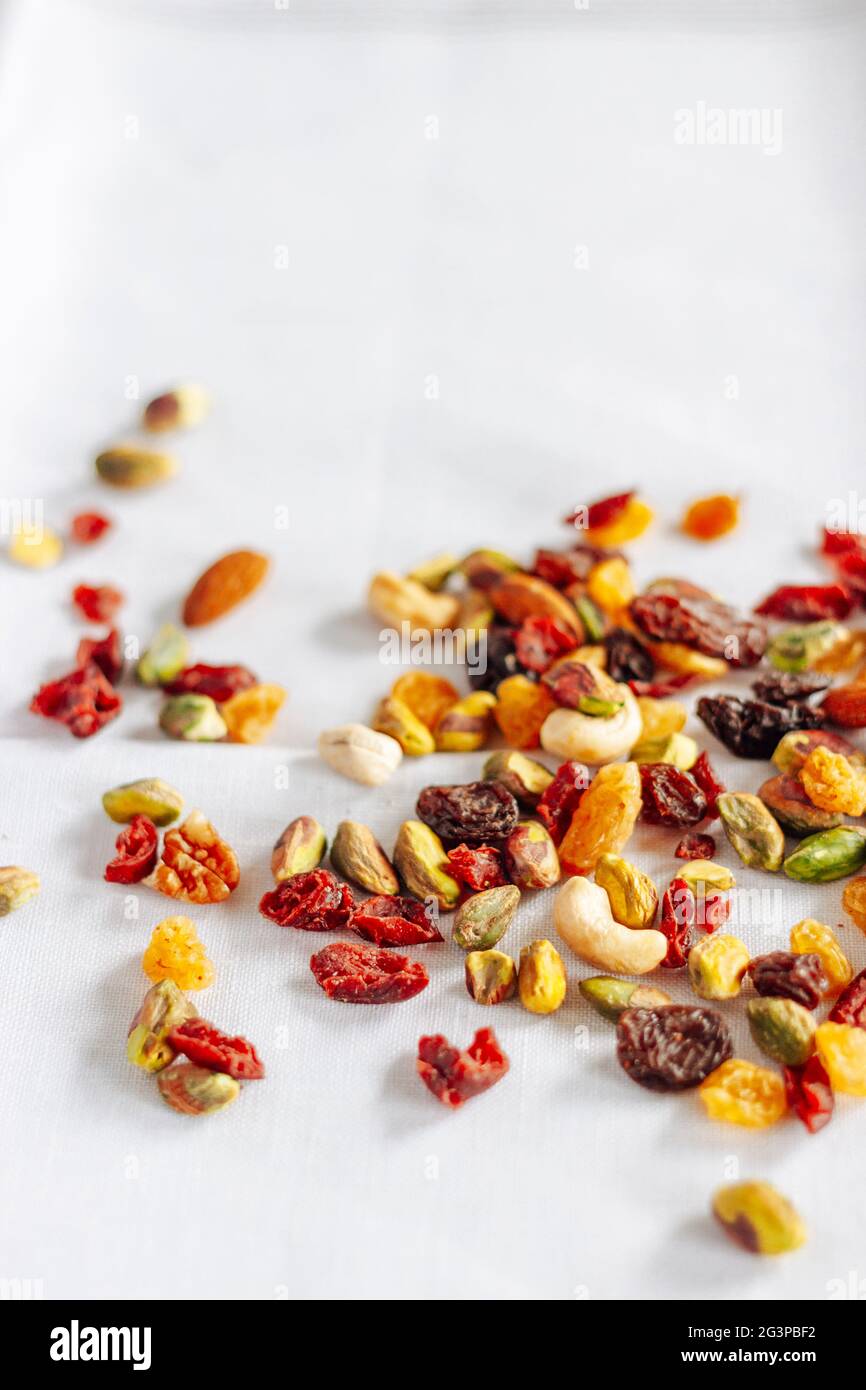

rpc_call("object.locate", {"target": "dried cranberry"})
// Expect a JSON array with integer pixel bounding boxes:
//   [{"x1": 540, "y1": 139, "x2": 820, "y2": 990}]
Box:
[
  {"x1": 822, "y1": 526, "x2": 866, "y2": 558},
  {"x1": 603, "y1": 628, "x2": 654, "y2": 683},
  {"x1": 446, "y1": 844, "x2": 507, "y2": 892},
  {"x1": 310, "y1": 940, "x2": 428, "y2": 1004},
  {"x1": 71, "y1": 512, "x2": 111, "y2": 544},
  {"x1": 350, "y1": 894, "x2": 443, "y2": 946},
  {"x1": 755, "y1": 583, "x2": 856, "y2": 621},
  {"x1": 701, "y1": 891, "x2": 730, "y2": 933},
  {"x1": 565, "y1": 491, "x2": 634, "y2": 531},
  {"x1": 690, "y1": 751, "x2": 725, "y2": 820},
  {"x1": 468, "y1": 625, "x2": 527, "y2": 691},
  {"x1": 658, "y1": 879, "x2": 696, "y2": 968},
  {"x1": 747, "y1": 951, "x2": 827, "y2": 1009},
  {"x1": 675, "y1": 832, "x2": 715, "y2": 860},
  {"x1": 640, "y1": 764, "x2": 707, "y2": 827},
  {"x1": 416, "y1": 1027, "x2": 509, "y2": 1107},
  {"x1": 104, "y1": 815, "x2": 159, "y2": 884},
  {"x1": 829, "y1": 968, "x2": 866, "y2": 1028},
  {"x1": 163, "y1": 663, "x2": 258, "y2": 703},
  {"x1": 168, "y1": 1018, "x2": 265, "y2": 1080},
  {"x1": 536, "y1": 760, "x2": 590, "y2": 842},
  {"x1": 30, "y1": 663, "x2": 122, "y2": 738},
  {"x1": 533, "y1": 545, "x2": 614, "y2": 588},
  {"x1": 76, "y1": 628, "x2": 123, "y2": 684},
  {"x1": 751, "y1": 671, "x2": 831, "y2": 705},
  {"x1": 628, "y1": 674, "x2": 695, "y2": 698},
  {"x1": 72, "y1": 583, "x2": 124, "y2": 623},
  {"x1": 416, "y1": 782, "x2": 519, "y2": 845},
  {"x1": 512, "y1": 616, "x2": 576, "y2": 674},
  {"x1": 616, "y1": 1005, "x2": 732, "y2": 1091},
  {"x1": 259, "y1": 869, "x2": 354, "y2": 931},
  {"x1": 630, "y1": 592, "x2": 767, "y2": 667},
  {"x1": 784, "y1": 1057, "x2": 834, "y2": 1134},
  {"x1": 697, "y1": 695, "x2": 824, "y2": 759}
]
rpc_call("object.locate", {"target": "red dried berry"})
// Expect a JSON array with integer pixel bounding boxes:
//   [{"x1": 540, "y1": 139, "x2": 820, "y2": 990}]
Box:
[
  {"x1": 259, "y1": 869, "x2": 354, "y2": 931},
  {"x1": 310, "y1": 940, "x2": 428, "y2": 1004},
  {"x1": 690, "y1": 751, "x2": 725, "y2": 821},
  {"x1": 822, "y1": 526, "x2": 865, "y2": 558},
  {"x1": 564, "y1": 491, "x2": 634, "y2": 531},
  {"x1": 628, "y1": 674, "x2": 695, "y2": 698},
  {"x1": 350, "y1": 894, "x2": 443, "y2": 946},
  {"x1": 76, "y1": 628, "x2": 123, "y2": 684},
  {"x1": 829, "y1": 968, "x2": 866, "y2": 1028},
  {"x1": 513, "y1": 616, "x2": 576, "y2": 674},
  {"x1": 675, "y1": 832, "x2": 715, "y2": 861},
  {"x1": 72, "y1": 583, "x2": 124, "y2": 623},
  {"x1": 755, "y1": 583, "x2": 856, "y2": 622},
  {"x1": 533, "y1": 545, "x2": 614, "y2": 589},
  {"x1": 630, "y1": 591, "x2": 767, "y2": 667},
  {"x1": 747, "y1": 951, "x2": 827, "y2": 1010},
  {"x1": 658, "y1": 878, "x2": 696, "y2": 968},
  {"x1": 640, "y1": 764, "x2": 707, "y2": 828},
  {"x1": 104, "y1": 814, "x2": 159, "y2": 884},
  {"x1": 416, "y1": 782, "x2": 519, "y2": 845},
  {"x1": 783, "y1": 1056, "x2": 834, "y2": 1135},
  {"x1": 30, "y1": 663, "x2": 122, "y2": 738},
  {"x1": 536, "y1": 760, "x2": 590, "y2": 843},
  {"x1": 446, "y1": 844, "x2": 507, "y2": 892},
  {"x1": 163, "y1": 663, "x2": 258, "y2": 702},
  {"x1": 701, "y1": 891, "x2": 731, "y2": 933},
  {"x1": 71, "y1": 512, "x2": 112, "y2": 544},
  {"x1": 167, "y1": 1018, "x2": 265, "y2": 1079},
  {"x1": 616, "y1": 1005, "x2": 732, "y2": 1091},
  {"x1": 831, "y1": 549, "x2": 866, "y2": 597},
  {"x1": 416, "y1": 1027, "x2": 509, "y2": 1108},
  {"x1": 697, "y1": 695, "x2": 824, "y2": 759}
]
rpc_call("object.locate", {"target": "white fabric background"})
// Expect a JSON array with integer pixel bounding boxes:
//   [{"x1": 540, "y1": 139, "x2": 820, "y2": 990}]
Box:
[{"x1": 1, "y1": 0, "x2": 866, "y2": 1300}]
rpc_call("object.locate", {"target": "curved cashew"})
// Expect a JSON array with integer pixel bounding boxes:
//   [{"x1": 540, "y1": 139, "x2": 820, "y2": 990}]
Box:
[
  {"x1": 540, "y1": 687, "x2": 642, "y2": 764},
  {"x1": 554, "y1": 876, "x2": 667, "y2": 975}
]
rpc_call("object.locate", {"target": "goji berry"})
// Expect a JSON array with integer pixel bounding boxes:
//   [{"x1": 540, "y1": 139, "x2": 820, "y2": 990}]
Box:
[
  {"x1": 446, "y1": 844, "x2": 507, "y2": 892},
  {"x1": 72, "y1": 583, "x2": 124, "y2": 623},
  {"x1": 675, "y1": 832, "x2": 715, "y2": 860},
  {"x1": 259, "y1": 869, "x2": 353, "y2": 930},
  {"x1": 658, "y1": 879, "x2": 696, "y2": 968},
  {"x1": 76, "y1": 628, "x2": 123, "y2": 684},
  {"x1": 822, "y1": 526, "x2": 865, "y2": 558},
  {"x1": 536, "y1": 760, "x2": 590, "y2": 842},
  {"x1": 831, "y1": 549, "x2": 866, "y2": 597},
  {"x1": 167, "y1": 1018, "x2": 265, "y2": 1080},
  {"x1": 163, "y1": 663, "x2": 258, "y2": 703},
  {"x1": 829, "y1": 968, "x2": 866, "y2": 1028},
  {"x1": 628, "y1": 674, "x2": 695, "y2": 698},
  {"x1": 416, "y1": 1027, "x2": 509, "y2": 1107},
  {"x1": 783, "y1": 1056, "x2": 834, "y2": 1134},
  {"x1": 755, "y1": 583, "x2": 856, "y2": 622},
  {"x1": 513, "y1": 616, "x2": 576, "y2": 674},
  {"x1": 690, "y1": 751, "x2": 725, "y2": 820},
  {"x1": 310, "y1": 940, "x2": 428, "y2": 1004},
  {"x1": 640, "y1": 764, "x2": 707, "y2": 827},
  {"x1": 104, "y1": 815, "x2": 159, "y2": 884},
  {"x1": 350, "y1": 894, "x2": 443, "y2": 946},
  {"x1": 71, "y1": 512, "x2": 112, "y2": 544},
  {"x1": 30, "y1": 663, "x2": 122, "y2": 738}
]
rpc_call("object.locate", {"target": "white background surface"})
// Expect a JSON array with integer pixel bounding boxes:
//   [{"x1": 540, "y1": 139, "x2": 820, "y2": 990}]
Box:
[{"x1": 2, "y1": 0, "x2": 866, "y2": 1300}]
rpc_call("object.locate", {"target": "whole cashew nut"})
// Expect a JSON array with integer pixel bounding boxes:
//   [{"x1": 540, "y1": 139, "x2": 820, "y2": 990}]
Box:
[
  {"x1": 540, "y1": 687, "x2": 642, "y2": 764},
  {"x1": 554, "y1": 876, "x2": 667, "y2": 975}
]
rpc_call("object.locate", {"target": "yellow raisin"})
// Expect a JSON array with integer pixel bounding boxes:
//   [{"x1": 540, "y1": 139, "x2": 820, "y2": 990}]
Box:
[
  {"x1": 391, "y1": 672, "x2": 459, "y2": 731},
  {"x1": 815, "y1": 1021, "x2": 866, "y2": 1096},
  {"x1": 492, "y1": 675, "x2": 556, "y2": 750},
  {"x1": 142, "y1": 915, "x2": 214, "y2": 991},
  {"x1": 635, "y1": 696, "x2": 687, "y2": 742},
  {"x1": 586, "y1": 557, "x2": 635, "y2": 615},
  {"x1": 585, "y1": 497, "x2": 653, "y2": 546},
  {"x1": 790, "y1": 918, "x2": 853, "y2": 998},
  {"x1": 801, "y1": 746, "x2": 866, "y2": 816},
  {"x1": 699, "y1": 1058, "x2": 787, "y2": 1128},
  {"x1": 681, "y1": 494, "x2": 739, "y2": 542},
  {"x1": 221, "y1": 683, "x2": 286, "y2": 744},
  {"x1": 558, "y1": 761, "x2": 642, "y2": 876},
  {"x1": 842, "y1": 876, "x2": 866, "y2": 932}
]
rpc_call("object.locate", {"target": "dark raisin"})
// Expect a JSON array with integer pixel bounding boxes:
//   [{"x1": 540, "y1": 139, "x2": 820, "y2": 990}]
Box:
[
  {"x1": 616, "y1": 1005, "x2": 733, "y2": 1091},
  {"x1": 746, "y1": 951, "x2": 827, "y2": 1010},
  {"x1": 416, "y1": 781, "x2": 519, "y2": 845},
  {"x1": 468, "y1": 625, "x2": 529, "y2": 691},
  {"x1": 630, "y1": 592, "x2": 768, "y2": 667},
  {"x1": 751, "y1": 672, "x2": 831, "y2": 705},
  {"x1": 640, "y1": 764, "x2": 707, "y2": 827},
  {"x1": 603, "y1": 627, "x2": 655, "y2": 683},
  {"x1": 697, "y1": 695, "x2": 825, "y2": 759}
]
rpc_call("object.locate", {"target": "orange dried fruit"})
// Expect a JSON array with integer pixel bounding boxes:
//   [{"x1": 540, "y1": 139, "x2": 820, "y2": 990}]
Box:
[
  {"x1": 221, "y1": 683, "x2": 286, "y2": 744},
  {"x1": 182, "y1": 550, "x2": 269, "y2": 627},
  {"x1": 391, "y1": 672, "x2": 459, "y2": 731},
  {"x1": 585, "y1": 497, "x2": 653, "y2": 547},
  {"x1": 146, "y1": 810, "x2": 240, "y2": 904},
  {"x1": 682, "y1": 494, "x2": 740, "y2": 542},
  {"x1": 493, "y1": 675, "x2": 556, "y2": 749},
  {"x1": 143, "y1": 915, "x2": 215, "y2": 991}
]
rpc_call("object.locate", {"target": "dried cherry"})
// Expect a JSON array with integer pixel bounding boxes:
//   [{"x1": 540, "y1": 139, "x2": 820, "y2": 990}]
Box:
[
  {"x1": 640, "y1": 764, "x2": 707, "y2": 827},
  {"x1": 259, "y1": 869, "x2": 354, "y2": 930},
  {"x1": 104, "y1": 814, "x2": 159, "y2": 884},
  {"x1": 76, "y1": 628, "x2": 123, "y2": 684},
  {"x1": 630, "y1": 591, "x2": 767, "y2": 667},
  {"x1": 416, "y1": 781, "x2": 519, "y2": 845},
  {"x1": 747, "y1": 951, "x2": 827, "y2": 1010},
  {"x1": 168, "y1": 1018, "x2": 265, "y2": 1080},
  {"x1": 72, "y1": 583, "x2": 124, "y2": 623},
  {"x1": 513, "y1": 615, "x2": 576, "y2": 673},
  {"x1": 416, "y1": 1027, "x2": 509, "y2": 1107},
  {"x1": 697, "y1": 695, "x2": 824, "y2": 759},
  {"x1": 690, "y1": 751, "x2": 725, "y2": 820},
  {"x1": 751, "y1": 672, "x2": 831, "y2": 706},
  {"x1": 829, "y1": 968, "x2": 866, "y2": 1028},
  {"x1": 616, "y1": 1004, "x2": 732, "y2": 1091},
  {"x1": 310, "y1": 940, "x2": 428, "y2": 1003},
  {"x1": 30, "y1": 663, "x2": 122, "y2": 738},
  {"x1": 163, "y1": 663, "x2": 258, "y2": 703},
  {"x1": 783, "y1": 1056, "x2": 834, "y2": 1134},
  {"x1": 536, "y1": 760, "x2": 590, "y2": 842},
  {"x1": 446, "y1": 843, "x2": 507, "y2": 892},
  {"x1": 71, "y1": 512, "x2": 111, "y2": 544},
  {"x1": 350, "y1": 894, "x2": 443, "y2": 946},
  {"x1": 658, "y1": 878, "x2": 696, "y2": 968},
  {"x1": 675, "y1": 832, "x2": 715, "y2": 860},
  {"x1": 755, "y1": 583, "x2": 855, "y2": 621}
]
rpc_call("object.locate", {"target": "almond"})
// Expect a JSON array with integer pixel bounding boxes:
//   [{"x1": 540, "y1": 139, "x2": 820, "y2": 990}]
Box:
[{"x1": 182, "y1": 550, "x2": 269, "y2": 627}]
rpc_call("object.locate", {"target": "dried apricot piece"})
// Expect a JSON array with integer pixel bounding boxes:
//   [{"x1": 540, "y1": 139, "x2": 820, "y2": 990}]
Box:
[
  {"x1": 143, "y1": 916, "x2": 214, "y2": 991},
  {"x1": 391, "y1": 672, "x2": 459, "y2": 730},
  {"x1": 146, "y1": 810, "x2": 239, "y2": 904},
  {"x1": 681, "y1": 494, "x2": 739, "y2": 542},
  {"x1": 221, "y1": 683, "x2": 286, "y2": 744}
]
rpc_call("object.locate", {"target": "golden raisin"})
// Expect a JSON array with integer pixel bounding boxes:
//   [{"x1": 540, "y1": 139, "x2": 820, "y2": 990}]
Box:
[
  {"x1": 558, "y1": 761, "x2": 642, "y2": 876},
  {"x1": 842, "y1": 876, "x2": 866, "y2": 932},
  {"x1": 586, "y1": 557, "x2": 635, "y2": 616},
  {"x1": 815, "y1": 1021, "x2": 866, "y2": 1096},
  {"x1": 635, "y1": 695, "x2": 688, "y2": 742},
  {"x1": 790, "y1": 918, "x2": 853, "y2": 998},
  {"x1": 586, "y1": 497, "x2": 653, "y2": 547},
  {"x1": 681, "y1": 494, "x2": 739, "y2": 542},
  {"x1": 221, "y1": 683, "x2": 286, "y2": 744},
  {"x1": 492, "y1": 675, "x2": 556, "y2": 750},
  {"x1": 699, "y1": 1058, "x2": 787, "y2": 1128},
  {"x1": 391, "y1": 672, "x2": 459, "y2": 731},
  {"x1": 801, "y1": 746, "x2": 866, "y2": 816},
  {"x1": 142, "y1": 915, "x2": 214, "y2": 990}
]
